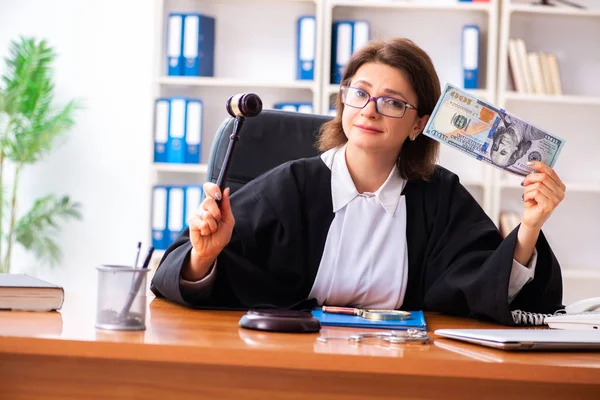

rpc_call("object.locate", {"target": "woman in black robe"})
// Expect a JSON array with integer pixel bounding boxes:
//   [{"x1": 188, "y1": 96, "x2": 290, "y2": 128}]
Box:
[{"x1": 151, "y1": 38, "x2": 566, "y2": 325}]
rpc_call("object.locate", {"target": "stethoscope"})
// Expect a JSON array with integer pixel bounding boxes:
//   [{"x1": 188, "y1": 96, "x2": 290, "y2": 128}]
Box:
[{"x1": 317, "y1": 329, "x2": 430, "y2": 344}]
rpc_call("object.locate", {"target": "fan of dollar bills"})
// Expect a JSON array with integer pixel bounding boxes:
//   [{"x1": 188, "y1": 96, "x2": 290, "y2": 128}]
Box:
[{"x1": 422, "y1": 83, "x2": 565, "y2": 177}]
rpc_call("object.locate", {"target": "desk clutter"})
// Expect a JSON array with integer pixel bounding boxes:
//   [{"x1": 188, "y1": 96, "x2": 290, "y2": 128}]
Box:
[
  {"x1": 238, "y1": 306, "x2": 430, "y2": 346},
  {"x1": 238, "y1": 306, "x2": 426, "y2": 333}
]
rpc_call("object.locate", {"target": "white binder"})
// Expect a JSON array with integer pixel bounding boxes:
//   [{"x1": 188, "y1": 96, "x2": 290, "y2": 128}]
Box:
[
  {"x1": 167, "y1": 187, "x2": 184, "y2": 244},
  {"x1": 462, "y1": 25, "x2": 480, "y2": 89},
  {"x1": 167, "y1": 98, "x2": 186, "y2": 163},
  {"x1": 152, "y1": 186, "x2": 168, "y2": 250},
  {"x1": 185, "y1": 99, "x2": 203, "y2": 164},
  {"x1": 334, "y1": 22, "x2": 352, "y2": 84},
  {"x1": 297, "y1": 16, "x2": 316, "y2": 80},
  {"x1": 352, "y1": 21, "x2": 370, "y2": 53},
  {"x1": 166, "y1": 14, "x2": 183, "y2": 75},
  {"x1": 153, "y1": 99, "x2": 169, "y2": 163}
]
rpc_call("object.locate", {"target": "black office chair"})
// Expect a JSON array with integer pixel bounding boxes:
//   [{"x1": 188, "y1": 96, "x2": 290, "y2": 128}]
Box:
[{"x1": 205, "y1": 109, "x2": 333, "y2": 195}]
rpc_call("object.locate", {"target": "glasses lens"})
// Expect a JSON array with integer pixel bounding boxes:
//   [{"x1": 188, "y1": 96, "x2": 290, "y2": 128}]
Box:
[
  {"x1": 342, "y1": 87, "x2": 369, "y2": 108},
  {"x1": 377, "y1": 97, "x2": 406, "y2": 118}
]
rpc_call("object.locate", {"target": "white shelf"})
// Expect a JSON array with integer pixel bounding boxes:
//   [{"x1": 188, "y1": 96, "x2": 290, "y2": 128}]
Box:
[
  {"x1": 153, "y1": 163, "x2": 208, "y2": 174},
  {"x1": 461, "y1": 179, "x2": 486, "y2": 188},
  {"x1": 158, "y1": 77, "x2": 317, "y2": 90},
  {"x1": 562, "y1": 268, "x2": 600, "y2": 280},
  {"x1": 510, "y1": 3, "x2": 600, "y2": 18},
  {"x1": 328, "y1": 84, "x2": 340, "y2": 95},
  {"x1": 331, "y1": 0, "x2": 492, "y2": 12},
  {"x1": 499, "y1": 177, "x2": 600, "y2": 194},
  {"x1": 503, "y1": 91, "x2": 600, "y2": 106}
]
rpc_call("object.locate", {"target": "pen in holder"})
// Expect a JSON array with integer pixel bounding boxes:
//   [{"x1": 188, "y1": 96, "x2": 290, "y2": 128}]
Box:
[{"x1": 95, "y1": 246, "x2": 154, "y2": 331}]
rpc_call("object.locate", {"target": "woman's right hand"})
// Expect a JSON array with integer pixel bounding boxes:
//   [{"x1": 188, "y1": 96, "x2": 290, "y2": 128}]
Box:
[{"x1": 184, "y1": 182, "x2": 235, "y2": 279}]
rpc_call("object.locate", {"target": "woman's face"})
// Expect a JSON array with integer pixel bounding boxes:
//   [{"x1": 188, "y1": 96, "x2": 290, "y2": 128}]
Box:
[{"x1": 341, "y1": 62, "x2": 427, "y2": 159}]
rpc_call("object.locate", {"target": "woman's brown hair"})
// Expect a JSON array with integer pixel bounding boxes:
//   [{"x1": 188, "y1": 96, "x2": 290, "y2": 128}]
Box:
[{"x1": 317, "y1": 38, "x2": 441, "y2": 181}]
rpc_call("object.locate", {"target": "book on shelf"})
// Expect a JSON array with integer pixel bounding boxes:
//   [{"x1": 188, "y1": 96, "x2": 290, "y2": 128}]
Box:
[
  {"x1": 499, "y1": 211, "x2": 521, "y2": 238},
  {"x1": 0, "y1": 274, "x2": 64, "y2": 312},
  {"x1": 507, "y1": 38, "x2": 563, "y2": 95},
  {"x1": 546, "y1": 53, "x2": 563, "y2": 95}
]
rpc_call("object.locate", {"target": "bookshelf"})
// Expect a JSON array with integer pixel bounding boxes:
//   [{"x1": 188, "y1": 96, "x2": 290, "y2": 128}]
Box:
[{"x1": 496, "y1": 0, "x2": 600, "y2": 301}]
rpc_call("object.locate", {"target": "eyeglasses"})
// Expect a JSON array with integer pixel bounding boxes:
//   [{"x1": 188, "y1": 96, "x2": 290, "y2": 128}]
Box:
[{"x1": 340, "y1": 86, "x2": 417, "y2": 119}]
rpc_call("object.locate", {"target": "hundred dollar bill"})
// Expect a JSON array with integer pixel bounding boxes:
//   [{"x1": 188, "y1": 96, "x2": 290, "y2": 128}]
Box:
[{"x1": 423, "y1": 83, "x2": 566, "y2": 176}]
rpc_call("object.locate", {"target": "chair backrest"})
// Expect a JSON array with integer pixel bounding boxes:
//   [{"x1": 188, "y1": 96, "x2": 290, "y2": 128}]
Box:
[{"x1": 206, "y1": 109, "x2": 333, "y2": 195}]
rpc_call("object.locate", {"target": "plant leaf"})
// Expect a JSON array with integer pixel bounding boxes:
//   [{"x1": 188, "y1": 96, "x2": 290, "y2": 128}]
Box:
[
  {"x1": 1, "y1": 36, "x2": 82, "y2": 164},
  {"x1": 14, "y1": 194, "x2": 82, "y2": 266}
]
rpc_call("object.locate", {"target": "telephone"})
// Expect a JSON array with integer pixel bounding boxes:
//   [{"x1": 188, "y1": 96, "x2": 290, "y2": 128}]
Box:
[
  {"x1": 512, "y1": 297, "x2": 600, "y2": 330},
  {"x1": 563, "y1": 297, "x2": 600, "y2": 314}
]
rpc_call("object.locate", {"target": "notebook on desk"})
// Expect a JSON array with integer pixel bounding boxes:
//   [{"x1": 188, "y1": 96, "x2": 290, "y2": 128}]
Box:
[
  {"x1": 435, "y1": 329, "x2": 600, "y2": 351},
  {"x1": 311, "y1": 309, "x2": 426, "y2": 331}
]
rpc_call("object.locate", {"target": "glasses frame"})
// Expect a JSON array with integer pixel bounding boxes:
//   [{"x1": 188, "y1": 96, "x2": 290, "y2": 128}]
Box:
[{"x1": 340, "y1": 86, "x2": 417, "y2": 119}]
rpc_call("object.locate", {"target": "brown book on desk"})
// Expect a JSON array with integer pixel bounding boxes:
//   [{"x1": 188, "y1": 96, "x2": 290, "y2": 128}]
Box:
[{"x1": 0, "y1": 273, "x2": 64, "y2": 311}]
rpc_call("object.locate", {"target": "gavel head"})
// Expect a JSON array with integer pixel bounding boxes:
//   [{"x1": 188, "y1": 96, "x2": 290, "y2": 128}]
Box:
[{"x1": 226, "y1": 93, "x2": 263, "y2": 118}]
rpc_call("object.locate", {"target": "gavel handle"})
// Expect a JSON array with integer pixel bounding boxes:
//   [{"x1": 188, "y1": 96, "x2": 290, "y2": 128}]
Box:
[{"x1": 215, "y1": 117, "x2": 245, "y2": 207}]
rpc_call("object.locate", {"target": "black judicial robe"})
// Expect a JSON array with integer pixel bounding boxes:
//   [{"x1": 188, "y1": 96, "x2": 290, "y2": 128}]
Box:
[{"x1": 150, "y1": 156, "x2": 563, "y2": 325}]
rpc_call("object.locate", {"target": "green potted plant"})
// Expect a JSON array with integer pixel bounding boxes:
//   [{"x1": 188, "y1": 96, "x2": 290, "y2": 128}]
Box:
[{"x1": 0, "y1": 37, "x2": 82, "y2": 273}]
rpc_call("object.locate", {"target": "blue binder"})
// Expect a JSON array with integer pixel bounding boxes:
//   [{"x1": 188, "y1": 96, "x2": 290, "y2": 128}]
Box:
[
  {"x1": 166, "y1": 13, "x2": 185, "y2": 76},
  {"x1": 152, "y1": 186, "x2": 169, "y2": 250},
  {"x1": 330, "y1": 20, "x2": 370, "y2": 84},
  {"x1": 167, "y1": 186, "x2": 184, "y2": 245},
  {"x1": 153, "y1": 98, "x2": 169, "y2": 163},
  {"x1": 296, "y1": 16, "x2": 316, "y2": 80},
  {"x1": 185, "y1": 99, "x2": 203, "y2": 164},
  {"x1": 274, "y1": 102, "x2": 299, "y2": 112},
  {"x1": 274, "y1": 102, "x2": 313, "y2": 113},
  {"x1": 311, "y1": 309, "x2": 427, "y2": 331},
  {"x1": 183, "y1": 13, "x2": 215, "y2": 77},
  {"x1": 462, "y1": 25, "x2": 480, "y2": 89},
  {"x1": 330, "y1": 21, "x2": 352, "y2": 84},
  {"x1": 167, "y1": 98, "x2": 186, "y2": 163}
]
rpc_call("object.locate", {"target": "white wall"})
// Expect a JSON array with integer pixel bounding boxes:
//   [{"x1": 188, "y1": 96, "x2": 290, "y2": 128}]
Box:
[{"x1": 0, "y1": 0, "x2": 156, "y2": 292}]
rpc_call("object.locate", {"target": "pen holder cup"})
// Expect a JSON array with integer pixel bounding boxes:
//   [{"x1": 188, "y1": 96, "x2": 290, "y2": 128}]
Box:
[{"x1": 95, "y1": 264, "x2": 149, "y2": 331}]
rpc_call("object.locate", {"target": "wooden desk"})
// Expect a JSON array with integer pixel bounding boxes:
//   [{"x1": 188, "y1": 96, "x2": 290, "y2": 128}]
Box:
[{"x1": 0, "y1": 294, "x2": 599, "y2": 400}]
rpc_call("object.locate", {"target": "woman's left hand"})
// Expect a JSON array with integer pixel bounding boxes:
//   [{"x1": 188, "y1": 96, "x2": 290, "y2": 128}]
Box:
[{"x1": 521, "y1": 161, "x2": 566, "y2": 230}]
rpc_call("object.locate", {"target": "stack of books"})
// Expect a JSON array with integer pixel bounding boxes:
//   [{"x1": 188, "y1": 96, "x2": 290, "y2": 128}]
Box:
[{"x1": 508, "y1": 38, "x2": 563, "y2": 95}]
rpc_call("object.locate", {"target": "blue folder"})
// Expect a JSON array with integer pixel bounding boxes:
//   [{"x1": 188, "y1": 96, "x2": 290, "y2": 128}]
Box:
[{"x1": 311, "y1": 309, "x2": 427, "y2": 331}]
